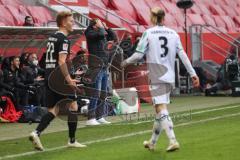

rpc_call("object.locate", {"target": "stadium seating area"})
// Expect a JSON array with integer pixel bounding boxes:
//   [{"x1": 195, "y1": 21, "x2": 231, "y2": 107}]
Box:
[
  {"x1": 89, "y1": 0, "x2": 240, "y2": 33},
  {"x1": 0, "y1": 0, "x2": 53, "y2": 26},
  {"x1": 0, "y1": 0, "x2": 239, "y2": 104},
  {"x1": 0, "y1": 0, "x2": 239, "y2": 33}
]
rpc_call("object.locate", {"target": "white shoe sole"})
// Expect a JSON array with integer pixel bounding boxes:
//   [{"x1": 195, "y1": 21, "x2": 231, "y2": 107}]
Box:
[
  {"x1": 86, "y1": 123, "x2": 101, "y2": 126},
  {"x1": 166, "y1": 143, "x2": 180, "y2": 152},
  {"x1": 143, "y1": 141, "x2": 155, "y2": 151}
]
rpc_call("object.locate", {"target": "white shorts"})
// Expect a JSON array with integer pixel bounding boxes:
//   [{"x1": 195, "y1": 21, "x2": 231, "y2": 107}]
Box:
[{"x1": 149, "y1": 83, "x2": 173, "y2": 105}]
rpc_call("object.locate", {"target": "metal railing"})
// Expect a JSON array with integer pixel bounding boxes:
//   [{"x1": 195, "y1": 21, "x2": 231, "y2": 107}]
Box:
[
  {"x1": 88, "y1": 1, "x2": 140, "y2": 32},
  {"x1": 190, "y1": 24, "x2": 239, "y2": 62}
]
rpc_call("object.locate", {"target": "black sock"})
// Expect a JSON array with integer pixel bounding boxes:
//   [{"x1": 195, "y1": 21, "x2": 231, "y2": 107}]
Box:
[
  {"x1": 36, "y1": 112, "x2": 55, "y2": 136},
  {"x1": 68, "y1": 111, "x2": 78, "y2": 143}
]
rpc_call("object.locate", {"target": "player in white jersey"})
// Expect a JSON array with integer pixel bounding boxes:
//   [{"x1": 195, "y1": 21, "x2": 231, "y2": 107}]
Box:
[{"x1": 121, "y1": 7, "x2": 200, "y2": 152}]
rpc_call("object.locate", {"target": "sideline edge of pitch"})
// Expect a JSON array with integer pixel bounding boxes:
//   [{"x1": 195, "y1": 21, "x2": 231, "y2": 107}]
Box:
[
  {"x1": 114, "y1": 104, "x2": 240, "y2": 125},
  {"x1": 1, "y1": 111, "x2": 240, "y2": 160}
]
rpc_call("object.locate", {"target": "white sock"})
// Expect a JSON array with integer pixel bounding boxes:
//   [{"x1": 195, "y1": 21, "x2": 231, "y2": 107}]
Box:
[
  {"x1": 160, "y1": 109, "x2": 176, "y2": 144},
  {"x1": 150, "y1": 118, "x2": 162, "y2": 145}
]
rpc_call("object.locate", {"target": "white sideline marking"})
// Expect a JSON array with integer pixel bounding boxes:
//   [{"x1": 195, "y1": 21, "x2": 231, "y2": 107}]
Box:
[
  {"x1": 191, "y1": 105, "x2": 240, "y2": 115},
  {"x1": 0, "y1": 112, "x2": 240, "y2": 160},
  {"x1": 125, "y1": 105, "x2": 240, "y2": 125}
]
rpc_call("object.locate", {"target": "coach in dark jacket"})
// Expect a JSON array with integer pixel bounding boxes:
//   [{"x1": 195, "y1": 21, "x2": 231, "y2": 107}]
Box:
[{"x1": 84, "y1": 19, "x2": 117, "y2": 125}]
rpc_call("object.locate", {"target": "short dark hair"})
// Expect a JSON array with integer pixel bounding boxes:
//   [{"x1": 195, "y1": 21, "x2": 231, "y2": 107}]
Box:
[
  {"x1": 25, "y1": 16, "x2": 31, "y2": 21},
  {"x1": 9, "y1": 56, "x2": 19, "y2": 63},
  {"x1": 89, "y1": 18, "x2": 98, "y2": 27}
]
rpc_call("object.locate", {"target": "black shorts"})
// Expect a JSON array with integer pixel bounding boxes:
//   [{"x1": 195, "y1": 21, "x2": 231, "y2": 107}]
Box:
[
  {"x1": 45, "y1": 85, "x2": 78, "y2": 108},
  {"x1": 45, "y1": 85, "x2": 65, "y2": 108}
]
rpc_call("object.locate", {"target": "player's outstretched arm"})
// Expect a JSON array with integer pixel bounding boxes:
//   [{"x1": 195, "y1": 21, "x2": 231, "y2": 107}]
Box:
[
  {"x1": 176, "y1": 36, "x2": 200, "y2": 88},
  {"x1": 121, "y1": 52, "x2": 144, "y2": 68}
]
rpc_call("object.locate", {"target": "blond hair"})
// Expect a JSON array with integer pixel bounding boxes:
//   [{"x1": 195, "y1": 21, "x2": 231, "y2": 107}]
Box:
[
  {"x1": 56, "y1": 11, "x2": 73, "y2": 27},
  {"x1": 150, "y1": 7, "x2": 165, "y2": 25}
]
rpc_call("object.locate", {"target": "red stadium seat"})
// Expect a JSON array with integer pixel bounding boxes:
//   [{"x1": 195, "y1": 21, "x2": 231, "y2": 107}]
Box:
[
  {"x1": 114, "y1": 11, "x2": 140, "y2": 32},
  {"x1": 0, "y1": 5, "x2": 15, "y2": 26},
  {"x1": 188, "y1": 14, "x2": 205, "y2": 25},
  {"x1": 169, "y1": 26, "x2": 184, "y2": 33},
  {"x1": 194, "y1": 0, "x2": 208, "y2": 5},
  {"x1": 212, "y1": 0, "x2": 227, "y2": 7},
  {"x1": 115, "y1": 10, "x2": 138, "y2": 25},
  {"x1": 161, "y1": 1, "x2": 182, "y2": 14},
  {"x1": 237, "y1": 0, "x2": 240, "y2": 7},
  {"x1": 144, "y1": 0, "x2": 167, "y2": 12},
  {"x1": 101, "y1": 0, "x2": 115, "y2": 10},
  {"x1": 209, "y1": 5, "x2": 226, "y2": 15},
  {"x1": 0, "y1": 0, "x2": 23, "y2": 6},
  {"x1": 18, "y1": 5, "x2": 30, "y2": 17},
  {"x1": 190, "y1": 5, "x2": 202, "y2": 14},
  {"x1": 130, "y1": 25, "x2": 146, "y2": 33},
  {"x1": 221, "y1": 5, "x2": 237, "y2": 17},
  {"x1": 213, "y1": 15, "x2": 227, "y2": 29},
  {"x1": 89, "y1": 0, "x2": 105, "y2": 8},
  {"x1": 110, "y1": 0, "x2": 138, "y2": 21},
  {"x1": 5, "y1": 5, "x2": 26, "y2": 26},
  {"x1": 0, "y1": 22, "x2": 6, "y2": 26},
  {"x1": 105, "y1": 10, "x2": 123, "y2": 27},
  {"x1": 202, "y1": 14, "x2": 217, "y2": 27},
  {"x1": 234, "y1": 7, "x2": 240, "y2": 16},
  {"x1": 26, "y1": 6, "x2": 53, "y2": 25},
  {"x1": 220, "y1": 16, "x2": 236, "y2": 32},
  {"x1": 222, "y1": 0, "x2": 237, "y2": 7},
  {"x1": 130, "y1": 0, "x2": 151, "y2": 25},
  {"x1": 197, "y1": 4, "x2": 211, "y2": 15},
  {"x1": 233, "y1": 16, "x2": 240, "y2": 28},
  {"x1": 164, "y1": 14, "x2": 178, "y2": 27},
  {"x1": 89, "y1": 8, "x2": 123, "y2": 28},
  {"x1": 173, "y1": 13, "x2": 188, "y2": 26},
  {"x1": 89, "y1": 6, "x2": 105, "y2": 18}
]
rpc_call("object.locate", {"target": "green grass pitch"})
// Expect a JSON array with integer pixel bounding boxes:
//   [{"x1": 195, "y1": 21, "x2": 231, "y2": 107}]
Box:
[{"x1": 0, "y1": 103, "x2": 240, "y2": 160}]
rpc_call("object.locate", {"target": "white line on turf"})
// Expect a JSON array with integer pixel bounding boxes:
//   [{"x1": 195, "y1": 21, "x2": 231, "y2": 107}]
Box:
[
  {"x1": 121, "y1": 105, "x2": 240, "y2": 125},
  {"x1": 0, "y1": 112, "x2": 240, "y2": 160}
]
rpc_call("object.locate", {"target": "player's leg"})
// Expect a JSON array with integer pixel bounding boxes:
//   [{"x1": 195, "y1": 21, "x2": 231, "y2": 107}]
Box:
[
  {"x1": 143, "y1": 104, "x2": 164, "y2": 151},
  {"x1": 67, "y1": 100, "x2": 86, "y2": 148},
  {"x1": 29, "y1": 106, "x2": 58, "y2": 151},
  {"x1": 144, "y1": 84, "x2": 179, "y2": 151},
  {"x1": 144, "y1": 103, "x2": 179, "y2": 151},
  {"x1": 155, "y1": 104, "x2": 179, "y2": 152},
  {"x1": 29, "y1": 88, "x2": 60, "y2": 151}
]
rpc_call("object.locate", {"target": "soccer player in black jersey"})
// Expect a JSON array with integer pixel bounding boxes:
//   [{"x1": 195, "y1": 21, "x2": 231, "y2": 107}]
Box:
[{"x1": 29, "y1": 11, "x2": 86, "y2": 151}]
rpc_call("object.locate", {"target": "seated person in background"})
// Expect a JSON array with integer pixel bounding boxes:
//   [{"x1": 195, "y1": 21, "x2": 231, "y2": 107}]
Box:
[
  {"x1": 21, "y1": 53, "x2": 45, "y2": 106},
  {"x1": 2, "y1": 56, "x2": 35, "y2": 110},
  {"x1": 0, "y1": 57, "x2": 15, "y2": 100},
  {"x1": 20, "y1": 52, "x2": 30, "y2": 68},
  {"x1": 205, "y1": 54, "x2": 238, "y2": 96},
  {"x1": 229, "y1": 36, "x2": 240, "y2": 58},
  {"x1": 23, "y1": 16, "x2": 35, "y2": 27}
]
